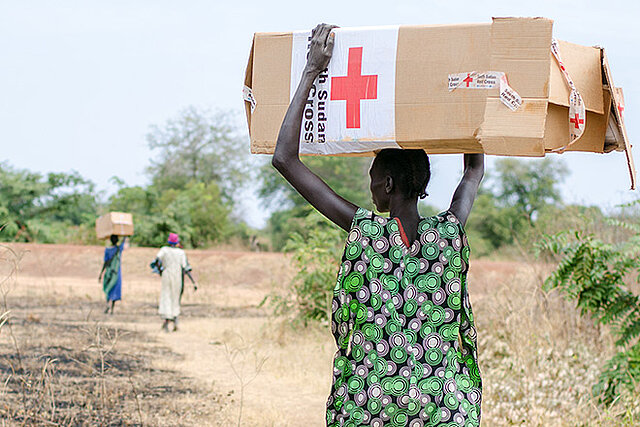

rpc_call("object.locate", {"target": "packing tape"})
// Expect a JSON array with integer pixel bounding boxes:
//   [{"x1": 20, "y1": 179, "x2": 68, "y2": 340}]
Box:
[
  {"x1": 448, "y1": 71, "x2": 522, "y2": 111},
  {"x1": 550, "y1": 38, "x2": 586, "y2": 153},
  {"x1": 242, "y1": 85, "x2": 256, "y2": 113}
]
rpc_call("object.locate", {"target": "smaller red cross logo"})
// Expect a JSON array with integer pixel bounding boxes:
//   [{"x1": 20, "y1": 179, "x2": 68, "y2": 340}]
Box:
[
  {"x1": 331, "y1": 47, "x2": 378, "y2": 129},
  {"x1": 463, "y1": 73, "x2": 474, "y2": 87},
  {"x1": 569, "y1": 113, "x2": 584, "y2": 129}
]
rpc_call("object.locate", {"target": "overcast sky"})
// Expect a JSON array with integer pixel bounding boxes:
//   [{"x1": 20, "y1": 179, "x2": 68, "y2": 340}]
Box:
[{"x1": 1, "y1": 0, "x2": 638, "y2": 228}]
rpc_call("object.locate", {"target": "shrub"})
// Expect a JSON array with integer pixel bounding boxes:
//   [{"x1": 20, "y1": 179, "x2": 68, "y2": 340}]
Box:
[
  {"x1": 262, "y1": 210, "x2": 344, "y2": 326},
  {"x1": 537, "y1": 203, "x2": 640, "y2": 406}
]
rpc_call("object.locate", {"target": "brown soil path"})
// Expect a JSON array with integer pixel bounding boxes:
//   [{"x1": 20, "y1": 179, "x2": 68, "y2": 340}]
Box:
[{"x1": 1, "y1": 243, "x2": 523, "y2": 426}]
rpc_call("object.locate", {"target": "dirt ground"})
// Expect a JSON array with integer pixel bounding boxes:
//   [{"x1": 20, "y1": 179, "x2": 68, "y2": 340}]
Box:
[{"x1": 2, "y1": 242, "x2": 609, "y2": 426}]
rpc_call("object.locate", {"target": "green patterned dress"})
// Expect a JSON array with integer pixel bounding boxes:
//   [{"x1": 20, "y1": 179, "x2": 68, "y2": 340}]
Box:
[{"x1": 327, "y1": 208, "x2": 481, "y2": 427}]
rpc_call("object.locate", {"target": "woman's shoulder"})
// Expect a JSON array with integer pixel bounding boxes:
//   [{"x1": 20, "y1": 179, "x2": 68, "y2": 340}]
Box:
[
  {"x1": 348, "y1": 208, "x2": 393, "y2": 237},
  {"x1": 422, "y1": 209, "x2": 462, "y2": 224}
]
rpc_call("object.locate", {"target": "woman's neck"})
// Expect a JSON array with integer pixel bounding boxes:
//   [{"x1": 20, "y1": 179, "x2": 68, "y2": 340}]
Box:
[{"x1": 389, "y1": 199, "x2": 420, "y2": 244}]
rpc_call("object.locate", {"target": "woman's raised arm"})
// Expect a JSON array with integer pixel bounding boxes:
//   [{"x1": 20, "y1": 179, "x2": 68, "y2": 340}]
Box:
[
  {"x1": 271, "y1": 24, "x2": 358, "y2": 231},
  {"x1": 448, "y1": 153, "x2": 485, "y2": 227}
]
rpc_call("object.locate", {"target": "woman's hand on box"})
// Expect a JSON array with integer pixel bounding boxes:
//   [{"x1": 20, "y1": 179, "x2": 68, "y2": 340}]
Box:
[{"x1": 304, "y1": 23, "x2": 338, "y2": 75}]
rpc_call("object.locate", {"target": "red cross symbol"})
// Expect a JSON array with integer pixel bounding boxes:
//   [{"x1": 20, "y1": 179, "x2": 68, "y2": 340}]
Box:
[
  {"x1": 463, "y1": 73, "x2": 474, "y2": 87},
  {"x1": 330, "y1": 47, "x2": 378, "y2": 129},
  {"x1": 569, "y1": 113, "x2": 584, "y2": 129}
]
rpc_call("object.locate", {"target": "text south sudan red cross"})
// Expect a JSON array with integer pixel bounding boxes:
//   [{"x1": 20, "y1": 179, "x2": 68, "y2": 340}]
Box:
[{"x1": 330, "y1": 47, "x2": 378, "y2": 129}]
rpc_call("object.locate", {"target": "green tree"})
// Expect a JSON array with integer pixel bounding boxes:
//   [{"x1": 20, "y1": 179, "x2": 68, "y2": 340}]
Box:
[
  {"x1": 146, "y1": 106, "x2": 250, "y2": 201},
  {"x1": 259, "y1": 156, "x2": 373, "y2": 249},
  {"x1": 108, "y1": 180, "x2": 230, "y2": 248},
  {"x1": 463, "y1": 158, "x2": 569, "y2": 256},
  {"x1": 0, "y1": 163, "x2": 97, "y2": 242},
  {"x1": 491, "y1": 158, "x2": 569, "y2": 224},
  {"x1": 259, "y1": 156, "x2": 373, "y2": 210}
]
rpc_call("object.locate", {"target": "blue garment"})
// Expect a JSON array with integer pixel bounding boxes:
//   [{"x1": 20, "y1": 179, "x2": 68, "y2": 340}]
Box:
[{"x1": 103, "y1": 241, "x2": 125, "y2": 301}]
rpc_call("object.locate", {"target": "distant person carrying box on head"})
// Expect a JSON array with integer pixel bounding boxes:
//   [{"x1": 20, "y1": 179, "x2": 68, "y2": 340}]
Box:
[
  {"x1": 98, "y1": 235, "x2": 126, "y2": 314},
  {"x1": 152, "y1": 233, "x2": 197, "y2": 332}
]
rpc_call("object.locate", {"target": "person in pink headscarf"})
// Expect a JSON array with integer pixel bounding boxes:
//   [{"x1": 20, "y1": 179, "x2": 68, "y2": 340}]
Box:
[{"x1": 153, "y1": 233, "x2": 196, "y2": 331}]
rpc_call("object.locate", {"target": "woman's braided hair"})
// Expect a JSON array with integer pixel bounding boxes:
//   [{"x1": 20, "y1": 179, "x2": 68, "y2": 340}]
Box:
[{"x1": 373, "y1": 149, "x2": 431, "y2": 199}]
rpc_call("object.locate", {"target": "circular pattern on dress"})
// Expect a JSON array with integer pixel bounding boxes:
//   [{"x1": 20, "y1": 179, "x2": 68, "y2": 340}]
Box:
[
  {"x1": 438, "y1": 221, "x2": 459, "y2": 239},
  {"x1": 329, "y1": 209, "x2": 481, "y2": 427},
  {"x1": 382, "y1": 275, "x2": 400, "y2": 294},
  {"x1": 383, "y1": 259, "x2": 393, "y2": 273},
  {"x1": 363, "y1": 323, "x2": 383, "y2": 343},
  {"x1": 404, "y1": 285, "x2": 418, "y2": 300},
  {"x1": 430, "y1": 261, "x2": 444, "y2": 275},
  {"x1": 444, "y1": 308, "x2": 455, "y2": 323},
  {"x1": 403, "y1": 298, "x2": 418, "y2": 316},
  {"x1": 386, "y1": 360, "x2": 398, "y2": 376},
  {"x1": 391, "y1": 293, "x2": 403, "y2": 309},
  {"x1": 356, "y1": 286, "x2": 370, "y2": 303},
  {"x1": 421, "y1": 243, "x2": 439, "y2": 260},
  {"x1": 344, "y1": 272, "x2": 364, "y2": 292},
  {"x1": 376, "y1": 339, "x2": 390, "y2": 357},
  {"x1": 432, "y1": 289, "x2": 446, "y2": 306},
  {"x1": 447, "y1": 293, "x2": 461, "y2": 310},
  {"x1": 425, "y1": 348, "x2": 444, "y2": 366},
  {"x1": 368, "y1": 397, "x2": 383, "y2": 414},
  {"x1": 348, "y1": 227, "x2": 363, "y2": 243},
  {"x1": 424, "y1": 332, "x2": 443, "y2": 349},
  {"x1": 355, "y1": 260, "x2": 367, "y2": 274},
  {"x1": 345, "y1": 241, "x2": 362, "y2": 260},
  {"x1": 390, "y1": 346, "x2": 408, "y2": 364},
  {"x1": 404, "y1": 257, "x2": 420, "y2": 277}
]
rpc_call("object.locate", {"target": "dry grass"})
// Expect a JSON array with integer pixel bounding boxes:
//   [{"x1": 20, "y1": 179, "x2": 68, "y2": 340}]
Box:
[
  {"x1": 473, "y1": 263, "x2": 640, "y2": 426},
  {"x1": 0, "y1": 243, "x2": 638, "y2": 426}
]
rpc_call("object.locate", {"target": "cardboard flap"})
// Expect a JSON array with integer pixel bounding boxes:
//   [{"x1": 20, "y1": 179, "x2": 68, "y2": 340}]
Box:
[
  {"x1": 249, "y1": 32, "x2": 293, "y2": 154},
  {"x1": 478, "y1": 17, "x2": 553, "y2": 156},
  {"x1": 601, "y1": 49, "x2": 636, "y2": 189},
  {"x1": 549, "y1": 40, "x2": 604, "y2": 114},
  {"x1": 490, "y1": 17, "x2": 553, "y2": 98}
]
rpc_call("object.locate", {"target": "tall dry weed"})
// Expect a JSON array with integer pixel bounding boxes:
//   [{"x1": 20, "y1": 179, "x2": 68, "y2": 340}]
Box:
[
  {"x1": 222, "y1": 331, "x2": 269, "y2": 427},
  {"x1": 476, "y1": 262, "x2": 639, "y2": 426}
]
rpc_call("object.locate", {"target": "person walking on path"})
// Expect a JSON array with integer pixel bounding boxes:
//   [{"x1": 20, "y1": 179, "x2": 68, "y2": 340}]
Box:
[
  {"x1": 98, "y1": 234, "x2": 126, "y2": 315},
  {"x1": 154, "y1": 233, "x2": 195, "y2": 332},
  {"x1": 272, "y1": 24, "x2": 485, "y2": 426}
]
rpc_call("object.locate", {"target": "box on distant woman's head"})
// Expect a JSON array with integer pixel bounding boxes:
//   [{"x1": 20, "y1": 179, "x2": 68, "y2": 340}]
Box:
[{"x1": 96, "y1": 212, "x2": 134, "y2": 239}]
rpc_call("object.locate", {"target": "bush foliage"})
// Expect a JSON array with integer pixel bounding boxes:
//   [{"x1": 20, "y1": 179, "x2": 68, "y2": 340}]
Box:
[
  {"x1": 537, "y1": 202, "x2": 640, "y2": 405},
  {"x1": 261, "y1": 209, "x2": 344, "y2": 325}
]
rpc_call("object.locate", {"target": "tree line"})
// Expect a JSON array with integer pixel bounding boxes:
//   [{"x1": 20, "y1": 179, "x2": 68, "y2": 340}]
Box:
[{"x1": 0, "y1": 105, "x2": 621, "y2": 253}]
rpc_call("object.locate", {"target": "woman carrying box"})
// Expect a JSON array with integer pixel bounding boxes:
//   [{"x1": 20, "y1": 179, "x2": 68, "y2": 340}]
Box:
[
  {"x1": 98, "y1": 234, "x2": 126, "y2": 315},
  {"x1": 272, "y1": 24, "x2": 485, "y2": 427}
]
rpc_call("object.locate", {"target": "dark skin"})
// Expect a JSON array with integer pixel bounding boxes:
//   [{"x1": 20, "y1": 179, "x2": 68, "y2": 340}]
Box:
[{"x1": 272, "y1": 23, "x2": 484, "y2": 242}]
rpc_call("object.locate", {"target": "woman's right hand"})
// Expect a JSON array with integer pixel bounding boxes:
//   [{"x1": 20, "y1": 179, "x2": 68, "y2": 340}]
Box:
[{"x1": 304, "y1": 23, "x2": 337, "y2": 75}]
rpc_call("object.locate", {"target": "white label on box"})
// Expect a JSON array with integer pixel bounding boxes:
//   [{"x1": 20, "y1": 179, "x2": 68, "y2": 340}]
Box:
[
  {"x1": 290, "y1": 26, "x2": 401, "y2": 155},
  {"x1": 550, "y1": 38, "x2": 586, "y2": 152},
  {"x1": 448, "y1": 71, "x2": 522, "y2": 111},
  {"x1": 242, "y1": 85, "x2": 256, "y2": 113}
]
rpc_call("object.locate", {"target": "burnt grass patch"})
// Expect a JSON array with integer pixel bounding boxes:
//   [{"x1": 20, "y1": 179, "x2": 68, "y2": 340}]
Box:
[{"x1": 0, "y1": 296, "x2": 227, "y2": 426}]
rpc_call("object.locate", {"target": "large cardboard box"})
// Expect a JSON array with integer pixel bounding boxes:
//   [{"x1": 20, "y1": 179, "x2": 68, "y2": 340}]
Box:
[
  {"x1": 243, "y1": 17, "x2": 635, "y2": 189},
  {"x1": 95, "y1": 212, "x2": 134, "y2": 240}
]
